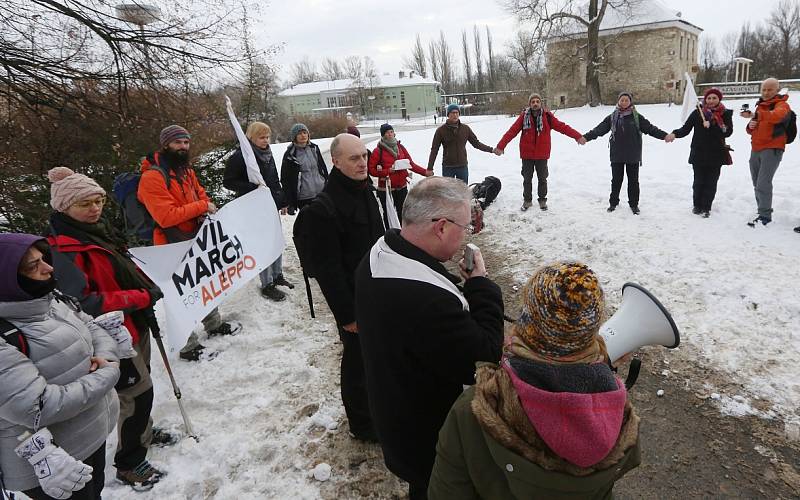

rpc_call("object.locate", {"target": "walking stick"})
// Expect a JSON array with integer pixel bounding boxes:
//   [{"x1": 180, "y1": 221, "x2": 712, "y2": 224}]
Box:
[{"x1": 146, "y1": 315, "x2": 199, "y2": 442}]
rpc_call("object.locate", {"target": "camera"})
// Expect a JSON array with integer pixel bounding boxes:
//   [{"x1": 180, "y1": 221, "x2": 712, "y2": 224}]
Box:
[{"x1": 740, "y1": 103, "x2": 750, "y2": 112}]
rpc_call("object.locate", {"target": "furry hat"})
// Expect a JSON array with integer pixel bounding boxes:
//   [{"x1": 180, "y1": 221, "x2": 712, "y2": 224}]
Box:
[
  {"x1": 159, "y1": 125, "x2": 191, "y2": 149},
  {"x1": 290, "y1": 123, "x2": 309, "y2": 143},
  {"x1": 513, "y1": 261, "x2": 605, "y2": 360},
  {"x1": 380, "y1": 123, "x2": 394, "y2": 136},
  {"x1": 47, "y1": 167, "x2": 106, "y2": 212}
]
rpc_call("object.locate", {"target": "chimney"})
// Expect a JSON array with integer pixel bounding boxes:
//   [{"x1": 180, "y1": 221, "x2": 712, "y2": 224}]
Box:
[{"x1": 399, "y1": 71, "x2": 405, "y2": 79}]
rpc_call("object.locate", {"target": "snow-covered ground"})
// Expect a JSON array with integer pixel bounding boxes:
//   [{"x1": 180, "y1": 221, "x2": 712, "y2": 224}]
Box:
[{"x1": 50, "y1": 97, "x2": 800, "y2": 499}]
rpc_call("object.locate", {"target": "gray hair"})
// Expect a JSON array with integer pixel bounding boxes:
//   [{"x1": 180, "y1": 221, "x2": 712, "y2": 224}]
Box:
[{"x1": 403, "y1": 177, "x2": 471, "y2": 225}]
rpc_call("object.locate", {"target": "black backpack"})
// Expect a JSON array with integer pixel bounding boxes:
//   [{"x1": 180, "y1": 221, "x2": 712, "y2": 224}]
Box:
[
  {"x1": 112, "y1": 159, "x2": 170, "y2": 245},
  {"x1": 0, "y1": 318, "x2": 29, "y2": 357},
  {"x1": 769, "y1": 102, "x2": 797, "y2": 144},
  {"x1": 469, "y1": 176, "x2": 502, "y2": 210},
  {"x1": 293, "y1": 193, "x2": 337, "y2": 317}
]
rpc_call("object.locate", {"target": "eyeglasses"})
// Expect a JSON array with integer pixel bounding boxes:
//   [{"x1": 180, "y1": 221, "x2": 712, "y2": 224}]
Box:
[
  {"x1": 72, "y1": 196, "x2": 107, "y2": 209},
  {"x1": 432, "y1": 218, "x2": 474, "y2": 235}
]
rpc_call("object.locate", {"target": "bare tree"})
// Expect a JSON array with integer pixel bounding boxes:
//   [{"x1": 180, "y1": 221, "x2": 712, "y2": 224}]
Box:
[
  {"x1": 473, "y1": 25, "x2": 484, "y2": 92},
  {"x1": 486, "y1": 26, "x2": 496, "y2": 91},
  {"x1": 503, "y1": 0, "x2": 637, "y2": 106},
  {"x1": 697, "y1": 36, "x2": 722, "y2": 83},
  {"x1": 719, "y1": 30, "x2": 740, "y2": 80},
  {"x1": 428, "y1": 39, "x2": 442, "y2": 85},
  {"x1": 344, "y1": 55, "x2": 364, "y2": 80},
  {"x1": 437, "y1": 31, "x2": 455, "y2": 93},
  {"x1": 768, "y1": 0, "x2": 800, "y2": 78},
  {"x1": 291, "y1": 57, "x2": 318, "y2": 85},
  {"x1": 507, "y1": 29, "x2": 541, "y2": 79},
  {"x1": 403, "y1": 34, "x2": 428, "y2": 77},
  {"x1": 321, "y1": 57, "x2": 344, "y2": 81},
  {"x1": 462, "y1": 30, "x2": 474, "y2": 91}
]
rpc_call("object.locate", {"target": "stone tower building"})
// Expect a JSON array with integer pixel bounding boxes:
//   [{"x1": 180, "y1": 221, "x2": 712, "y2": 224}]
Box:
[{"x1": 546, "y1": 0, "x2": 702, "y2": 107}]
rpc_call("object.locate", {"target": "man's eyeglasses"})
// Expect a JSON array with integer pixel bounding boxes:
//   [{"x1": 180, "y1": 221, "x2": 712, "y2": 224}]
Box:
[
  {"x1": 72, "y1": 196, "x2": 107, "y2": 209},
  {"x1": 432, "y1": 218, "x2": 474, "y2": 235}
]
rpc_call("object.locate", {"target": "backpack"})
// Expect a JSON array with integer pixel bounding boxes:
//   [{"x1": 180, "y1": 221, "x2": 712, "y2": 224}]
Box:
[
  {"x1": 0, "y1": 318, "x2": 29, "y2": 357},
  {"x1": 769, "y1": 102, "x2": 797, "y2": 144},
  {"x1": 469, "y1": 176, "x2": 502, "y2": 210},
  {"x1": 112, "y1": 159, "x2": 170, "y2": 245},
  {"x1": 293, "y1": 193, "x2": 337, "y2": 318}
]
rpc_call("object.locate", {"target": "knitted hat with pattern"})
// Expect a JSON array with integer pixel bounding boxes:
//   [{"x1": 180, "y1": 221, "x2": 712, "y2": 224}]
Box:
[
  {"x1": 47, "y1": 167, "x2": 106, "y2": 212},
  {"x1": 159, "y1": 125, "x2": 191, "y2": 149}
]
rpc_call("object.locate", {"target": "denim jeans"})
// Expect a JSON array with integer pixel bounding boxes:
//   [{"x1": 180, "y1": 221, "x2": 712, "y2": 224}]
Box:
[
  {"x1": 259, "y1": 254, "x2": 283, "y2": 288},
  {"x1": 442, "y1": 165, "x2": 468, "y2": 183}
]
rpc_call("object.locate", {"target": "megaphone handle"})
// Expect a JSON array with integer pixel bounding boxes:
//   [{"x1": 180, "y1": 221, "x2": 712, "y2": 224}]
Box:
[{"x1": 624, "y1": 358, "x2": 642, "y2": 390}]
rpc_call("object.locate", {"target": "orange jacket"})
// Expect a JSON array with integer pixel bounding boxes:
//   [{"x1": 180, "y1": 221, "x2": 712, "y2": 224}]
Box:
[
  {"x1": 136, "y1": 152, "x2": 210, "y2": 245},
  {"x1": 747, "y1": 94, "x2": 792, "y2": 151}
]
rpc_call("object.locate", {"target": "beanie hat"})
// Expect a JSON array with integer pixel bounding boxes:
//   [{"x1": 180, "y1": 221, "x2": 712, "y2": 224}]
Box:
[
  {"x1": 380, "y1": 123, "x2": 394, "y2": 136},
  {"x1": 47, "y1": 167, "x2": 106, "y2": 212},
  {"x1": 513, "y1": 261, "x2": 605, "y2": 361},
  {"x1": 446, "y1": 103, "x2": 459, "y2": 115},
  {"x1": 528, "y1": 92, "x2": 543, "y2": 102},
  {"x1": 290, "y1": 123, "x2": 310, "y2": 142},
  {"x1": 617, "y1": 92, "x2": 633, "y2": 103},
  {"x1": 703, "y1": 87, "x2": 723, "y2": 101},
  {"x1": 159, "y1": 125, "x2": 191, "y2": 149}
]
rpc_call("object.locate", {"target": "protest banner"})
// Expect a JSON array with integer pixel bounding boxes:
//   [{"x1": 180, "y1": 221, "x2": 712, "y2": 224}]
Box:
[{"x1": 129, "y1": 187, "x2": 283, "y2": 351}]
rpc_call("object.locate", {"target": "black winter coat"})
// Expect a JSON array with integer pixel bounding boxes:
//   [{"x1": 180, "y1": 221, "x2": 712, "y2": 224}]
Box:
[
  {"x1": 672, "y1": 108, "x2": 734, "y2": 166},
  {"x1": 223, "y1": 144, "x2": 285, "y2": 207},
  {"x1": 280, "y1": 142, "x2": 328, "y2": 213},
  {"x1": 584, "y1": 110, "x2": 668, "y2": 164},
  {"x1": 355, "y1": 229, "x2": 504, "y2": 488},
  {"x1": 303, "y1": 167, "x2": 384, "y2": 326}
]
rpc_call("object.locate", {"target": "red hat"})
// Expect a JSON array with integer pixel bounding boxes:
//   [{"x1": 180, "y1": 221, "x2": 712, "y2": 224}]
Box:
[{"x1": 703, "y1": 87, "x2": 723, "y2": 101}]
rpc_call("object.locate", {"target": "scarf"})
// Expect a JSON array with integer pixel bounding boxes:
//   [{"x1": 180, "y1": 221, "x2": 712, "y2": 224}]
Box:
[
  {"x1": 379, "y1": 137, "x2": 399, "y2": 158},
  {"x1": 503, "y1": 332, "x2": 607, "y2": 366},
  {"x1": 252, "y1": 142, "x2": 274, "y2": 167},
  {"x1": 49, "y1": 212, "x2": 153, "y2": 294},
  {"x1": 523, "y1": 107, "x2": 544, "y2": 133},
  {"x1": 701, "y1": 103, "x2": 727, "y2": 131},
  {"x1": 611, "y1": 106, "x2": 634, "y2": 135}
]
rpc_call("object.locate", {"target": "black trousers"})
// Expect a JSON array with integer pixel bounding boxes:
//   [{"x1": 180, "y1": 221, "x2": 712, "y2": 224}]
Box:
[
  {"x1": 521, "y1": 159, "x2": 549, "y2": 202},
  {"x1": 610, "y1": 162, "x2": 640, "y2": 207},
  {"x1": 114, "y1": 387, "x2": 154, "y2": 470},
  {"x1": 338, "y1": 326, "x2": 374, "y2": 435},
  {"x1": 23, "y1": 443, "x2": 106, "y2": 500},
  {"x1": 409, "y1": 482, "x2": 429, "y2": 500},
  {"x1": 692, "y1": 164, "x2": 722, "y2": 212},
  {"x1": 377, "y1": 186, "x2": 408, "y2": 228}
]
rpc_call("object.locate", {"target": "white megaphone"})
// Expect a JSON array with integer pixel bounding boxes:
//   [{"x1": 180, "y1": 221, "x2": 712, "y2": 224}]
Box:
[{"x1": 600, "y1": 283, "x2": 680, "y2": 363}]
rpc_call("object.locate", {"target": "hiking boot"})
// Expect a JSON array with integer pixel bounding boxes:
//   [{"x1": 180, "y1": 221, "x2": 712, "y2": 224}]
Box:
[
  {"x1": 207, "y1": 321, "x2": 242, "y2": 337},
  {"x1": 151, "y1": 427, "x2": 178, "y2": 447},
  {"x1": 692, "y1": 207, "x2": 701, "y2": 215},
  {"x1": 747, "y1": 216, "x2": 771, "y2": 227},
  {"x1": 702, "y1": 211, "x2": 711, "y2": 218},
  {"x1": 521, "y1": 201, "x2": 532, "y2": 211},
  {"x1": 538, "y1": 199, "x2": 548, "y2": 211},
  {"x1": 348, "y1": 429, "x2": 380, "y2": 444},
  {"x1": 179, "y1": 344, "x2": 205, "y2": 362},
  {"x1": 261, "y1": 283, "x2": 287, "y2": 302},
  {"x1": 794, "y1": 226, "x2": 800, "y2": 233},
  {"x1": 607, "y1": 204, "x2": 617, "y2": 212},
  {"x1": 630, "y1": 206, "x2": 640, "y2": 215},
  {"x1": 116, "y1": 461, "x2": 164, "y2": 492},
  {"x1": 273, "y1": 274, "x2": 295, "y2": 289}
]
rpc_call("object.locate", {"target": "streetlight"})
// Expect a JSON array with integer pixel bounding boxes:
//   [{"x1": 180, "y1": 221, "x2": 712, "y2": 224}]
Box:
[{"x1": 115, "y1": 3, "x2": 161, "y2": 110}]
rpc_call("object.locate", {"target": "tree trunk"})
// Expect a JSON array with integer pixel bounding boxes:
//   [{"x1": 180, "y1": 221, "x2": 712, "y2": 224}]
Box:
[{"x1": 586, "y1": 0, "x2": 602, "y2": 106}]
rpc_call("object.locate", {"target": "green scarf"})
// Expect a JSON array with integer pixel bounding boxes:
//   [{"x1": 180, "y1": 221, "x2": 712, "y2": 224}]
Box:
[{"x1": 380, "y1": 137, "x2": 399, "y2": 158}]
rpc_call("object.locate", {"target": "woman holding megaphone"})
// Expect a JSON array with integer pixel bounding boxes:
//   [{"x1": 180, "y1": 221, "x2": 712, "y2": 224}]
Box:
[{"x1": 428, "y1": 261, "x2": 641, "y2": 499}]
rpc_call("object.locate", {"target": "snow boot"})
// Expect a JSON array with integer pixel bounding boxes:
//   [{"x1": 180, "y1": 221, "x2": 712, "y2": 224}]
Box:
[
  {"x1": 538, "y1": 199, "x2": 548, "y2": 211},
  {"x1": 261, "y1": 283, "x2": 287, "y2": 302},
  {"x1": 794, "y1": 226, "x2": 800, "y2": 233},
  {"x1": 207, "y1": 321, "x2": 242, "y2": 337},
  {"x1": 630, "y1": 206, "x2": 640, "y2": 215},
  {"x1": 273, "y1": 274, "x2": 295, "y2": 289},
  {"x1": 747, "y1": 216, "x2": 771, "y2": 227},
  {"x1": 151, "y1": 427, "x2": 178, "y2": 447},
  {"x1": 702, "y1": 211, "x2": 711, "y2": 218},
  {"x1": 607, "y1": 204, "x2": 617, "y2": 212},
  {"x1": 521, "y1": 200, "x2": 532, "y2": 211},
  {"x1": 692, "y1": 207, "x2": 701, "y2": 215},
  {"x1": 116, "y1": 460, "x2": 165, "y2": 491}
]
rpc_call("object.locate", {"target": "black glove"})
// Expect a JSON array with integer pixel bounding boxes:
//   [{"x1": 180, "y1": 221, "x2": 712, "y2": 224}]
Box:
[
  {"x1": 147, "y1": 287, "x2": 164, "y2": 307},
  {"x1": 287, "y1": 206, "x2": 297, "y2": 216}
]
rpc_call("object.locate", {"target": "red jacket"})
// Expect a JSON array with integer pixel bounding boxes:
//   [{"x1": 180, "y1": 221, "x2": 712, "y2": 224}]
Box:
[
  {"x1": 368, "y1": 142, "x2": 428, "y2": 190},
  {"x1": 47, "y1": 234, "x2": 151, "y2": 345},
  {"x1": 497, "y1": 110, "x2": 582, "y2": 160},
  {"x1": 137, "y1": 152, "x2": 210, "y2": 245}
]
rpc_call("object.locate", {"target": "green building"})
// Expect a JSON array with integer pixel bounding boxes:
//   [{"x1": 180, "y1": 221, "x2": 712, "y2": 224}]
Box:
[{"x1": 278, "y1": 71, "x2": 442, "y2": 120}]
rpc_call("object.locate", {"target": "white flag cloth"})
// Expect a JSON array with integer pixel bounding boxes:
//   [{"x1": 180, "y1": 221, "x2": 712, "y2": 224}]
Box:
[
  {"x1": 681, "y1": 73, "x2": 700, "y2": 123},
  {"x1": 384, "y1": 186, "x2": 401, "y2": 229},
  {"x1": 224, "y1": 96, "x2": 265, "y2": 186},
  {"x1": 128, "y1": 188, "x2": 284, "y2": 351}
]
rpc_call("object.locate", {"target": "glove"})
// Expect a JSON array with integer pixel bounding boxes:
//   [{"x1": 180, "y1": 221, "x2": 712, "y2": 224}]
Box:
[
  {"x1": 14, "y1": 428, "x2": 93, "y2": 499},
  {"x1": 146, "y1": 287, "x2": 163, "y2": 307},
  {"x1": 91, "y1": 311, "x2": 136, "y2": 359}
]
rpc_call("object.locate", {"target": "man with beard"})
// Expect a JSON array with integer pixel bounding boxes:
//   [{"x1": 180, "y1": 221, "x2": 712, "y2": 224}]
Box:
[
  {"x1": 137, "y1": 125, "x2": 242, "y2": 361},
  {"x1": 496, "y1": 93, "x2": 584, "y2": 211}
]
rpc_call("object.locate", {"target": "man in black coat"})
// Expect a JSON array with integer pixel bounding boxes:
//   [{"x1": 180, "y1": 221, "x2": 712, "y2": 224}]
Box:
[
  {"x1": 301, "y1": 133, "x2": 385, "y2": 441},
  {"x1": 355, "y1": 177, "x2": 504, "y2": 500}
]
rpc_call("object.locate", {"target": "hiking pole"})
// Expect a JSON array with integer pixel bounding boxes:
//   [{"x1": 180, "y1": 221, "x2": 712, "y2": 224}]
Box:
[
  {"x1": 303, "y1": 269, "x2": 316, "y2": 318},
  {"x1": 146, "y1": 314, "x2": 199, "y2": 442}
]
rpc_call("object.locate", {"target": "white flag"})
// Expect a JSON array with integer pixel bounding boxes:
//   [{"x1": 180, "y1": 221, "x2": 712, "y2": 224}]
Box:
[
  {"x1": 224, "y1": 96, "x2": 266, "y2": 186},
  {"x1": 681, "y1": 73, "x2": 700, "y2": 123},
  {"x1": 384, "y1": 188, "x2": 401, "y2": 229}
]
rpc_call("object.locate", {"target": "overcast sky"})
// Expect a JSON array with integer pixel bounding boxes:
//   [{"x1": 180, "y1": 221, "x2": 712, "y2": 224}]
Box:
[{"x1": 259, "y1": 0, "x2": 784, "y2": 84}]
